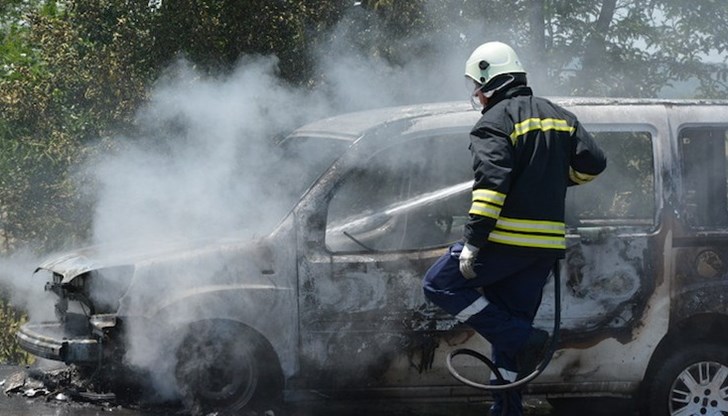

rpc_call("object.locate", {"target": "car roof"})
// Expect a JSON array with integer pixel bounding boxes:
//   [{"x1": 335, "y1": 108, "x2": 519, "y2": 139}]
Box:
[
  {"x1": 287, "y1": 101, "x2": 474, "y2": 142},
  {"x1": 287, "y1": 98, "x2": 728, "y2": 142}
]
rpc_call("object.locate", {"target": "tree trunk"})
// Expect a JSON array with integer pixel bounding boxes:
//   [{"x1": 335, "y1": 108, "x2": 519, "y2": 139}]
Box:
[
  {"x1": 576, "y1": 0, "x2": 618, "y2": 94},
  {"x1": 528, "y1": 0, "x2": 547, "y2": 87}
]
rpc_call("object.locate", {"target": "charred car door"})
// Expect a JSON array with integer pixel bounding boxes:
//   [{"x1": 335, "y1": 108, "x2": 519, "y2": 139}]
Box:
[
  {"x1": 533, "y1": 105, "x2": 670, "y2": 386},
  {"x1": 295, "y1": 128, "x2": 473, "y2": 390}
]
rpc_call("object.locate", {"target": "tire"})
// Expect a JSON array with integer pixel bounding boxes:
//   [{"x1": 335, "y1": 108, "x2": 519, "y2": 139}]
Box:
[
  {"x1": 643, "y1": 342, "x2": 728, "y2": 416},
  {"x1": 175, "y1": 320, "x2": 282, "y2": 414}
]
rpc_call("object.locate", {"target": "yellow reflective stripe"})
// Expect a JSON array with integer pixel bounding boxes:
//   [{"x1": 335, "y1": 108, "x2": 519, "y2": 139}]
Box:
[
  {"x1": 495, "y1": 216, "x2": 565, "y2": 235},
  {"x1": 488, "y1": 230, "x2": 566, "y2": 249},
  {"x1": 469, "y1": 202, "x2": 501, "y2": 219},
  {"x1": 569, "y1": 168, "x2": 597, "y2": 184},
  {"x1": 509, "y1": 118, "x2": 575, "y2": 144},
  {"x1": 472, "y1": 189, "x2": 506, "y2": 206}
]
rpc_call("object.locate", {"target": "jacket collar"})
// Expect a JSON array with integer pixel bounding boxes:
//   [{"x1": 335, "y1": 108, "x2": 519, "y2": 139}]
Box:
[{"x1": 481, "y1": 85, "x2": 533, "y2": 114}]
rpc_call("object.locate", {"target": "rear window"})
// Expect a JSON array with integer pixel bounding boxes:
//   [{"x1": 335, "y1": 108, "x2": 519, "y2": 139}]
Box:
[{"x1": 680, "y1": 126, "x2": 728, "y2": 227}]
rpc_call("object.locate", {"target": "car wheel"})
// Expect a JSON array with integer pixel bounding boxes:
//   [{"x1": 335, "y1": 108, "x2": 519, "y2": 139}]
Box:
[
  {"x1": 175, "y1": 320, "x2": 282, "y2": 414},
  {"x1": 644, "y1": 342, "x2": 728, "y2": 416}
]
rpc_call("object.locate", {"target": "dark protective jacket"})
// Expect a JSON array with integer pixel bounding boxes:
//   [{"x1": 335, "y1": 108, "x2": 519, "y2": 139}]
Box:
[{"x1": 464, "y1": 85, "x2": 606, "y2": 257}]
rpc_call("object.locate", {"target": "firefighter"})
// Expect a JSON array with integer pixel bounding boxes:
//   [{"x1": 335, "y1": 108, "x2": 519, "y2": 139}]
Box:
[{"x1": 422, "y1": 41, "x2": 606, "y2": 416}]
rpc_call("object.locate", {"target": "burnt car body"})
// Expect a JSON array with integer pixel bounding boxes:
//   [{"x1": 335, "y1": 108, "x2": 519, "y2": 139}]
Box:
[{"x1": 16, "y1": 98, "x2": 728, "y2": 415}]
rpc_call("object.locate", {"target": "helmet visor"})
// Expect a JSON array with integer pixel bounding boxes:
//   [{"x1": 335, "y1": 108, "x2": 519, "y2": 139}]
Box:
[{"x1": 466, "y1": 77, "x2": 483, "y2": 110}]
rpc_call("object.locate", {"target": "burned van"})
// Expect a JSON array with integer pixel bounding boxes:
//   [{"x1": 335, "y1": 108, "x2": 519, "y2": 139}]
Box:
[{"x1": 16, "y1": 98, "x2": 728, "y2": 415}]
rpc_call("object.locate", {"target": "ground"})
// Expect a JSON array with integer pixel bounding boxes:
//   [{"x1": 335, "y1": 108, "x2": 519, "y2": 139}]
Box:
[{"x1": 0, "y1": 365, "x2": 560, "y2": 416}]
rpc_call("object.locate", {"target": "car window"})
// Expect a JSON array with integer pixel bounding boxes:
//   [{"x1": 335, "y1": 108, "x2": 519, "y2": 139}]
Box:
[
  {"x1": 680, "y1": 126, "x2": 728, "y2": 228},
  {"x1": 566, "y1": 130, "x2": 655, "y2": 227},
  {"x1": 270, "y1": 135, "x2": 350, "y2": 212},
  {"x1": 326, "y1": 134, "x2": 472, "y2": 252}
]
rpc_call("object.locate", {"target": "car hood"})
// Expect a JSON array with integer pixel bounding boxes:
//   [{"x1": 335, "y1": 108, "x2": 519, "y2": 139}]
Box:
[{"x1": 36, "y1": 238, "x2": 270, "y2": 283}]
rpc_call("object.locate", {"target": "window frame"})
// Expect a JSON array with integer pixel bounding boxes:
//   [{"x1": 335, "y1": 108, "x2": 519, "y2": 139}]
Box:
[
  {"x1": 567, "y1": 125, "x2": 658, "y2": 229},
  {"x1": 323, "y1": 129, "x2": 473, "y2": 254},
  {"x1": 677, "y1": 124, "x2": 728, "y2": 230}
]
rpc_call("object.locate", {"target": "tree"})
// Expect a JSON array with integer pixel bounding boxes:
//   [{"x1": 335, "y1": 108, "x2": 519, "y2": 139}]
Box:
[
  {"x1": 326, "y1": 0, "x2": 727, "y2": 98},
  {"x1": 1, "y1": 0, "x2": 726, "y2": 253},
  {"x1": 519, "y1": 0, "x2": 727, "y2": 97},
  {"x1": 0, "y1": 0, "x2": 157, "y2": 252}
]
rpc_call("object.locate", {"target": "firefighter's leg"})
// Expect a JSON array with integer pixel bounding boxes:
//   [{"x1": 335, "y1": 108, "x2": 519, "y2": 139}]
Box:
[
  {"x1": 481, "y1": 256, "x2": 555, "y2": 322},
  {"x1": 489, "y1": 348, "x2": 522, "y2": 416},
  {"x1": 423, "y1": 246, "x2": 554, "y2": 416},
  {"x1": 422, "y1": 243, "x2": 532, "y2": 352},
  {"x1": 482, "y1": 255, "x2": 555, "y2": 379}
]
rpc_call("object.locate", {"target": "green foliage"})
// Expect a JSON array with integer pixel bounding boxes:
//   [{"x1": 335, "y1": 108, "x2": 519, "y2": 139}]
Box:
[
  {"x1": 0, "y1": 0, "x2": 726, "y2": 253},
  {"x1": 0, "y1": 294, "x2": 32, "y2": 365},
  {"x1": 0, "y1": 0, "x2": 156, "y2": 252},
  {"x1": 151, "y1": 0, "x2": 310, "y2": 80},
  {"x1": 328, "y1": 1, "x2": 728, "y2": 98}
]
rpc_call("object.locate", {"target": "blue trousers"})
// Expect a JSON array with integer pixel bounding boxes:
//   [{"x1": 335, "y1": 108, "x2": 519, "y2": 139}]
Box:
[{"x1": 422, "y1": 242, "x2": 556, "y2": 416}]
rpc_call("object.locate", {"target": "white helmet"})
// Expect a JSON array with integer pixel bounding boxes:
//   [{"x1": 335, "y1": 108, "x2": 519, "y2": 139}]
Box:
[{"x1": 465, "y1": 41, "x2": 526, "y2": 90}]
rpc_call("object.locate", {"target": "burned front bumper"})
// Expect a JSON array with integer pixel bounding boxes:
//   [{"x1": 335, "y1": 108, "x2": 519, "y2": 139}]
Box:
[
  {"x1": 17, "y1": 322, "x2": 99, "y2": 363},
  {"x1": 17, "y1": 319, "x2": 109, "y2": 364}
]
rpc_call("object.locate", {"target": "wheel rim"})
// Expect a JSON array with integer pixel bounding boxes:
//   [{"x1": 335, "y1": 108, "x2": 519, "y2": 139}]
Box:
[{"x1": 669, "y1": 360, "x2": 728, "y2": 415}]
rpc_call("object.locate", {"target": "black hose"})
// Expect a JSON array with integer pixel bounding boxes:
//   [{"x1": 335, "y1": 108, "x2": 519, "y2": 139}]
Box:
[{"x1": 445, "y1": 261, "x2": 562, "y2": 391}]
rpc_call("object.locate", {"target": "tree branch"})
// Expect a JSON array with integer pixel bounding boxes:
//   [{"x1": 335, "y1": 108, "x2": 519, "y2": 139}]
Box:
[{"x1": 577, "y1": 0, "x2": 618, "y2": 94}]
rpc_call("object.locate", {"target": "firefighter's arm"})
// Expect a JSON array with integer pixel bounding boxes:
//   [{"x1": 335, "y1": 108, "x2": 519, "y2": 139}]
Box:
[
  {"x1": 463, "y1": 126, "x2": 513, "y2": 247},
  {"x1": 568, "y1": 120, "x2": 607, "y2": 186}
]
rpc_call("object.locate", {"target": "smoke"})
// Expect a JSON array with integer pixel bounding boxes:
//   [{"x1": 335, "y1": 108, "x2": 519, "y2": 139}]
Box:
[
  {"x1": 0, "y1": 250, "x2": 55, "y2": 322},
  {"x1": 83, "y1": 7, "x2": 492, "y2": 247},
  {"x1": 313, "y1": 8, "x2": 485, "y2": 110},
  {"x1": 87, "y1": 56, "x2": 330, "y2": 245},
  {"x1": 0, "y1": 2, "x2": 523, "y2": 406},
  {"x1": 69, "y1": 5, "x2": 484, "y2": 404}
]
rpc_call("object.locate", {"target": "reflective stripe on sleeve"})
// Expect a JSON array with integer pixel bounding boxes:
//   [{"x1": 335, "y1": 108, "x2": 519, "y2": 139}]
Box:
[
  {"x1": 469, "y1": 189, "x2": 505, "y2": 219},
  {"x1": 469, "y1": 202, "x2": 501, "y2": 219},
  {"x1": 472, "y1": 189, "x2": 506, "y2": 205},
  {"x1": 509, "y1": 118, "x2": 575, "y2": 145},
  {"x1": 455, "y1": 296, "x2": 490, "y2": 322}
]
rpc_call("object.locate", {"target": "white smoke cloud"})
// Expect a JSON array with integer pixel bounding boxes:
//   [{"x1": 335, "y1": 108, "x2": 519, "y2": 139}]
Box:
[
  {"x1": 1, "y1": 4, "x2": 497, "y2": 407},
  {"x1": 0, "y1": 250, "x2": 55, "y2": 322},
  {"x1": 88, "y1": 56, "x2": 329, "y2": 245},
  {"x1": 84, "y1": 15, "x2": 483, "y2": 247},
  {"x1": 77, "y1": 14, "x2": 491, "y2": 403}
]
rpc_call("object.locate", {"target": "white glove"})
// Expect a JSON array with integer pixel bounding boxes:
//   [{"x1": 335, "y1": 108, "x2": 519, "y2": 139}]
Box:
[{"x1": 459, "y1": 243, "x2": 480, "y2": 279}]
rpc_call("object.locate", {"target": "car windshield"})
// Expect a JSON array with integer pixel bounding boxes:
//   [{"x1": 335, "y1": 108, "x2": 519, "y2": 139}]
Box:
[{"x1": 268, "y1": 135, "x2": 351, "y2": 214}]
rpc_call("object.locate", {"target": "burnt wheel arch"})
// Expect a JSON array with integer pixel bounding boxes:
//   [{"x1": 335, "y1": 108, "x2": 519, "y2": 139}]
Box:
[{"x1": 175, "y1": 319, "x2": 283, "y2": 414}]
